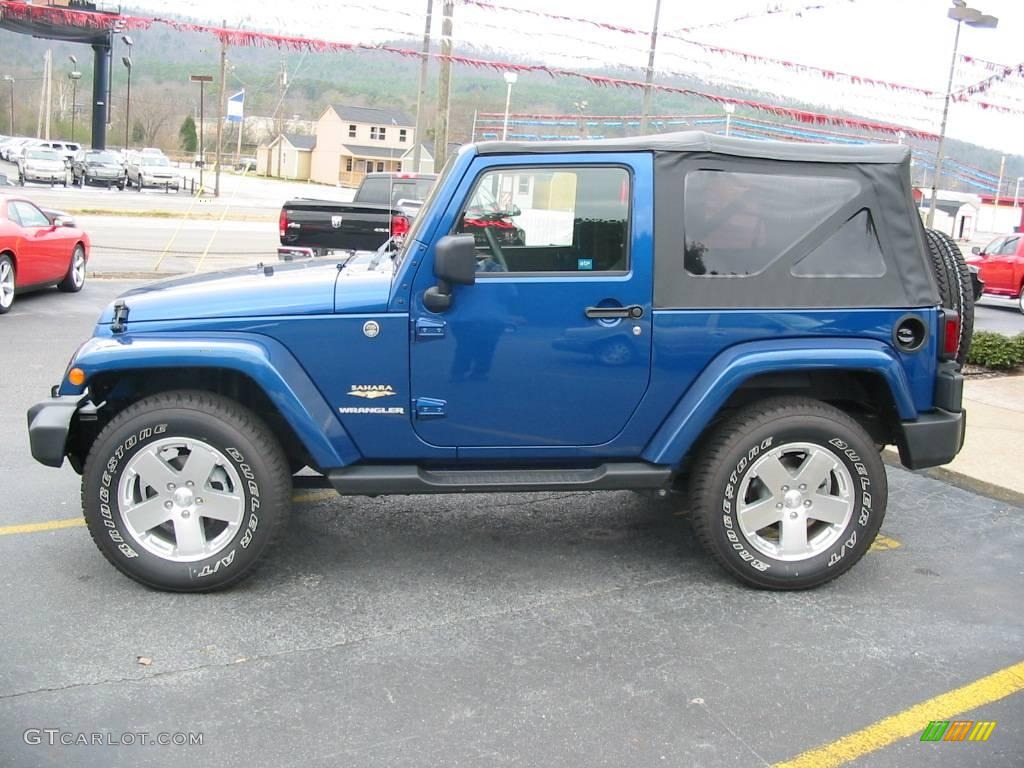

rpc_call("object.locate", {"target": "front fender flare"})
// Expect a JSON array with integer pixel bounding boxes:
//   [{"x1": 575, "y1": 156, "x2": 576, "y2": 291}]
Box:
[
  {"x1": 64, "y1": 332, "x2": 361, "y2": 470},
  {"x1": 641, "y1": 337, "x2": 917, "y2": 466}
]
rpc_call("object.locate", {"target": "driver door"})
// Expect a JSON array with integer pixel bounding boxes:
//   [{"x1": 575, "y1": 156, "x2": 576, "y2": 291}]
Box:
[
  {"x1": 10, "y1": 201, "x2": 62, "y2": 284},
  {"x1": 409, "y1": 157, "x2": 653, "y2": 450}
]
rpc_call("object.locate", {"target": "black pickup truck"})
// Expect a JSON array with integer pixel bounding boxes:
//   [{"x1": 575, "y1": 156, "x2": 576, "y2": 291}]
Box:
[{"x1": 278, "y1": 172, "x2": 436, "y2": 259}]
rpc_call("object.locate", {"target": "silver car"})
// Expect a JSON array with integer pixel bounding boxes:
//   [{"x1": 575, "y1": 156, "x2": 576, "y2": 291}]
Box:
[
  {"x1": 127, "y1": 154, "x2": 182, "y2": 190},
  {"x1": 18, "y1": 148, "x2": 68, "y2": 186}
]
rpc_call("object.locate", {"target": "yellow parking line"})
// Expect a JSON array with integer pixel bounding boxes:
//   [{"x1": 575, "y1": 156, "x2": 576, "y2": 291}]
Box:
[
  {"x1": 0, "y1": 518, "x2": 85, "y2": 536},
  {"x1": 0, "y1": 489, "x2": 332, "y2": 537},
  {"x1": 774, "y1": 660, "x2": 1024, "y2": 768},
  {"x1": 869, "y1": 533, "x2": 902, "y2": 552}
]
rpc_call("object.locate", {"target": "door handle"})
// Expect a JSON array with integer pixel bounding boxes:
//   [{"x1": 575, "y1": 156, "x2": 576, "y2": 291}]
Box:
[{"x1": 585, "y1": 305, "x2": 644, "y2": 320}]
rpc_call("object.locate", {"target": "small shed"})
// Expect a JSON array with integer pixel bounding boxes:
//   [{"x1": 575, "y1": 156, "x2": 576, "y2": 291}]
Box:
[{"x1": 259, "y1": 133, "x2": 316, "y2": 180}]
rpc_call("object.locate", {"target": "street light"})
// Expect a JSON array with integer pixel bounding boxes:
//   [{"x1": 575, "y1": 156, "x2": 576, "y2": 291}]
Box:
[
  {"x1": 723, "y1": 103, "x2": 736, "y2": 137},
  {"x1": 68, "y1": 70, "x2": 82, "y2": 142},
  {"x1": 501, "y1": 71, "x2": 518, "y2": 141},
  {"x1": 2, "y1": 76, "x2": 13, "y2": 135},
  {"x1": 1015, "y1": 176, "x2": 1023, "y2": 208},
  {"x1": 926, "y1": 1, "x2": 998, "y2": 228},
  {"x1": 190, "y1": 74, "x2": 214, "y2": 192},
  {"x1": 122, "y1": 56, "x2": 132, "y2": 151}
]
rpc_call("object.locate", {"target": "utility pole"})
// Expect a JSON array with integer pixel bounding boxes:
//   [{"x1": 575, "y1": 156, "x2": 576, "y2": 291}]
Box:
[
  {"x1": 639, "y1": 0, "x2": 662, "y2": 135},
  {"x1": 37, "y1": 51, "x2": 48, "y2": 138},
  {"x1": 434, "y1": 0, "x2": 454, "y2": 169},
  {"x1": 994, "y1": 153, "x2": 1006, "y2": 208},
  {"x1": 276, "y1": 56, "x2": 286, "y2": 177},
  {"x1": 412, "y1": 0, "x2": 433, "y2": 172},
  {"x1": 44, "y1": 49, "x2": 53, "y2": 140},
  {"x1": 215, "y1": 22, "x2": 227, "y2": 197}
]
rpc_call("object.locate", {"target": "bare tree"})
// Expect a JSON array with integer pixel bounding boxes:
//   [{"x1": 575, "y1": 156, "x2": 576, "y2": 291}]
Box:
[{"x1": 129, "y1": 89, "x2": 186, "y2": 148}]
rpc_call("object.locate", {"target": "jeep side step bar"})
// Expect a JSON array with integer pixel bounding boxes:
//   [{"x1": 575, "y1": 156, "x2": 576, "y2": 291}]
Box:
[{"x1": 323, "y1": 462, "x2": 673, "y2": 496}]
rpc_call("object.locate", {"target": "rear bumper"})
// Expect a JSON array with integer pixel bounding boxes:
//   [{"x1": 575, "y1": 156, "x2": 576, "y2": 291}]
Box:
[
  {"x1": 26, "y1": 394, "x2": 86, "y2": 468},
  {"x1": 895, "y1": 362, "x2": 966, "y2": 470},
  {"x1": 896, "y1": 408, "x2": 966, "y2": 470}
]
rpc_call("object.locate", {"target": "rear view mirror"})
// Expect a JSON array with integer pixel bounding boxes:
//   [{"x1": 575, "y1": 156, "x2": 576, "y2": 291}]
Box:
[{"x1": 424, "y1": 234, "x2": 476, "y2": 312}]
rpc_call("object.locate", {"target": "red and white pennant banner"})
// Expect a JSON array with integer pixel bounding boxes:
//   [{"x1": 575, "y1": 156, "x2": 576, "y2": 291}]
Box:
[{"x1": 0, "y1": 0, "x2": 937, "y2": 139}]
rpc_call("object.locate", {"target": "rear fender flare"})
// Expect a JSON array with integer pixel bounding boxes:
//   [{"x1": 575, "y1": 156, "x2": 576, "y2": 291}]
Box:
[
  {"x1": 64, "y1": 332, "x2": 361, "y2": 470},
  {"x1": 641, "y1": 338, "x2": 917, "y2": 466}
]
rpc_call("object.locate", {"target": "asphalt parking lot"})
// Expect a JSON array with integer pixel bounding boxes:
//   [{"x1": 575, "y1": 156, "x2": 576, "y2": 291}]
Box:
[{"x1": 1, "y1": 280, "x2": 1022, "y2": 767}]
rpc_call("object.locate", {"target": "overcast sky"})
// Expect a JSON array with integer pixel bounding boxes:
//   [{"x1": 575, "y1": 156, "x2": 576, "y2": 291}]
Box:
[{"x1": 131, "y1": 0, "x2": 1024, "y2": 152}]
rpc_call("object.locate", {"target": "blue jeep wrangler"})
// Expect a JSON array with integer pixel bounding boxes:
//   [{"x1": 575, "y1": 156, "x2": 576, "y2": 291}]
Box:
[{"x1": 27, "y1": 133, "x2": 972, "y2": 592}]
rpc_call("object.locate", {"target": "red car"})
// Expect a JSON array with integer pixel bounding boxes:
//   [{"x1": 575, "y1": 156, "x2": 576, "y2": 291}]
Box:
[
  {"x1": 968, "y1": 233, "x2": 1024, "y2": 314},
  {"x1": 0, "y1": 195, "x2": 90, "y2": 314}
]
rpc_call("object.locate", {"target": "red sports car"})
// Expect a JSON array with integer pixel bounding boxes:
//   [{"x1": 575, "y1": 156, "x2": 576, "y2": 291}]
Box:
[{"x1": 0, "y1": 195, "x2": 90, "y2": 314}]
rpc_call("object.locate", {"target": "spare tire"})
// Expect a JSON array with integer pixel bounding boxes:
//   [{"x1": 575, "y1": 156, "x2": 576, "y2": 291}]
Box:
[{"x1": 924, "y1": 228, "x2": 974, "y2": 366}]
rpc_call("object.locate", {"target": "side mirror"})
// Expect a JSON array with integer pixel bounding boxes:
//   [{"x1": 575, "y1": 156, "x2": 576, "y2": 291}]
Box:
[
  {"x1": 423, "y1": 234, "x2": 476, "y2": 312},
  {"x1": 971, "y1": 246, "x2": 981, "y2": 255},
  {"x1": 54, "y1": 216, "x2": 74, "y2": 228}
]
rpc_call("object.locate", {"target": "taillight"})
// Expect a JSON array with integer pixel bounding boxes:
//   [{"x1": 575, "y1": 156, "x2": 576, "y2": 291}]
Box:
[
  {"x1": 940, "y1": 309, "x2": 960, "y2": 360},
  {"x1": 279, "y1": 208, "x2": 288, "y2": 240},
  {"x1": 391, "y1": 214, "x2": 410, "y2": 238}
]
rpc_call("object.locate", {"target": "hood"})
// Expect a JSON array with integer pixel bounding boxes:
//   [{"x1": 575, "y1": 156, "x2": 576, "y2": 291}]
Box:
[
  {"x1": 97, "y1": 255, "x2": 394, "y2": 325},
  {"x1": 27, "y1": 159, "x2": 65, "y2": 170}
]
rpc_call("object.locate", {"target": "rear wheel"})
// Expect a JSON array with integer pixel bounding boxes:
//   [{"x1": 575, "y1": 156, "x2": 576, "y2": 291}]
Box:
[
  {"x1": 82, "y1": 390, "x2": 292, "y2": 592},
  {"x1": 690, "y1": 397, "x2": 887, "y2": 590},
  {"x1": 57, "y1": 244, "x2": 86, "y2": 293},
  {"x1": 924, "y1": 229, "x2": 974, "y2": 365},
  {"x1": 0, "y1": 254, "x2": 15, "y2": 314}
]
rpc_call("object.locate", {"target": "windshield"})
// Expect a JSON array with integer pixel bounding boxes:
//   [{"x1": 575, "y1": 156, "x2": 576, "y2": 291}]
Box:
[
  {"x1": 394, "y1": 154, "x2": 459, "y2": 269},
  {"x1": 27, "y1": 149, "x2": 60, "y2": 161},
  {"x1": 143, "y1": 157, "x2": 170, "y2": 167},
  {"x1": 87, "y1": 151, "x2": 118, "y2": 163}
]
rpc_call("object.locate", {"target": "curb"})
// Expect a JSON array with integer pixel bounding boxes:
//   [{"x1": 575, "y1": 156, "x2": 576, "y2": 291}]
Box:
[{"x1": 882, "y1": 449, "x2": 1024, "y2": 508}]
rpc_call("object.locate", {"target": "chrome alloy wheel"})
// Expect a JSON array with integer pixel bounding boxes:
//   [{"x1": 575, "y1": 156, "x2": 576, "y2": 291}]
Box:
[
  {"x1": 0, "y1": 259, "x2": 13, "y2": 309},
  {"x1": 735, "y1": 442, "x2": 854, "y2": 562},
  {"x1": 117, "y1": 437, "x2": 245, "y2": 562},
  {"x1": 71, "y1": 247, "x2": 85, "y2": 288}
]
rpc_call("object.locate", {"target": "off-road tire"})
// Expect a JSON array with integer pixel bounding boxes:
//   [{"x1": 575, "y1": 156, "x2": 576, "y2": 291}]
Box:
[
  {"x1": 690, "y1": 397, "x2": 887, "y2": 590},
  {"x1": 82, "y1": 390, "x2": 292, "y2": 592},
  {"x1": 924, "y1": 229, "x2": 973, "y2": 365}
]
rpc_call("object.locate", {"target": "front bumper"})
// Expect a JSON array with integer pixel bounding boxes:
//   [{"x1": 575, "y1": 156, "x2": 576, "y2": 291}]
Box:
[
  {"x1": 26, "y1": 394, "x2": 87, "y2": 468},
  {"x1": 24, "y1": 170, "x2": 65, "y2": 182}
]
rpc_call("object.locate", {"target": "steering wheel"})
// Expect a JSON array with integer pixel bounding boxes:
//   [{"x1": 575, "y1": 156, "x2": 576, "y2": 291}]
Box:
[{"x1": 482, "y1": 226, "x2": 509, "y2": 271}]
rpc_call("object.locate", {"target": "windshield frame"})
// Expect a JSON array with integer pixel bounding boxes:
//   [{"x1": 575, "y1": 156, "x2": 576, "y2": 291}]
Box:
[{"x1": 392, "y1": 155, "x2": 460, "y2": 271}]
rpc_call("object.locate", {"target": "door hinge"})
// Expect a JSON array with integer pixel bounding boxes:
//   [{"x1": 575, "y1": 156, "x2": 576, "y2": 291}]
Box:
[
  {"x1": 414, "y1": 317, "x2": 446, "y2": 339},
  {"x1": 414, "y1": 397, "x2": 447, "y2": 419}
]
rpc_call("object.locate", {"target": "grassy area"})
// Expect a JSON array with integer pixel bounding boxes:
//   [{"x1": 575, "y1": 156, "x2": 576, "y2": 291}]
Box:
[{"x1": 68, "y1": 208, "x2": 276, "y2": 222}]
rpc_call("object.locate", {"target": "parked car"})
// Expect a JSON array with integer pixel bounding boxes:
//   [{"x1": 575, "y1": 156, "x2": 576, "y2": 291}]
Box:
[
  {"x1": 967, "y1": 234, "x2": 1024, "y2": 313},
  {"x1": 26, "y1": 132, "x2": 973, "y2": 593},
  {"x1": 126, "y1": 154, "x2": 182, "y2": 190},
  {"x1": 140, "y1": 147, "x2": 166, "y2": 159},
  {"x1": 71, "y1": 149, "x2": 127, "y2": 189},
  {"x1": 279, "y1": 172, "x2": 438, "y2": 258},
  {"x1": 0, "y1": 195, "x2": 89, "y2": 313},
  {"x1": 36, "y1": 140, "x2": 81, "y2": 163},
  {"x1": 8, "y1": 138, "x2": 40, "y2": 164},
  {"x1": 235, "y1": 156, "x2": 257, "y2": 172},
  {"x1": 18, "y1": 147, "x2": 68, "y2": 186},
  {"x1": 1, "y1": 137, "x2": 32, "y2": 161}
]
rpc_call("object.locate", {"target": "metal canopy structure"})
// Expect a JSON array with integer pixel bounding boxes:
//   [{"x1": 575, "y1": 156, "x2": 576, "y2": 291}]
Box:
[{"x1": 0, "y1": 2, "x2": 121, "y2": 148}]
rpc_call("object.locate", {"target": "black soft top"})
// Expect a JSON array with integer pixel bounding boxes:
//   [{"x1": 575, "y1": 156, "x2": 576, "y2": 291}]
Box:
[{"x1": 475, "y1": 131, "x2": 909, "y2": 165}]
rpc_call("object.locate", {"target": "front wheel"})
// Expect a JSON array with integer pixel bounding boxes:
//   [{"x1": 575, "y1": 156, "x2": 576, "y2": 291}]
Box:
[
  {"x1": 82, "y1": 391, "x2": 292, "y2": 591},
  {"x1": 689, "y1": 396, "x2": 887, "y2": 590}
]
